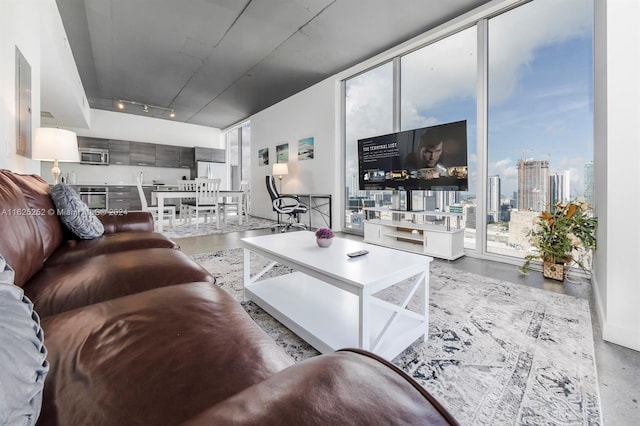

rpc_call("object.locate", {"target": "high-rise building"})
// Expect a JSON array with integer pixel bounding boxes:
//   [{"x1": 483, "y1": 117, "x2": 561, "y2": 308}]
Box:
[
  {"x1": 488, "y1": 175, "x2": 501, "y2": 223},
  {"x1": 549, "y1": 170, "x2": 571, "y2": 209},
  {"x1": 584, "y1": 161, "x2": 594, "y2": 205},
  {"x1": 517, "y1": 159, "x2": 550, "y2": 211}
]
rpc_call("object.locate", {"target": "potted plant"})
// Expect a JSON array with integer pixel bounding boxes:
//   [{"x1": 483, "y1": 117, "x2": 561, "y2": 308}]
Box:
[
  {"x1": 315, "y1": 227, "x2": 335, "y2": 247},
  {"x1": 520, "y1": 197, "x2": 597, "y2": 280}
]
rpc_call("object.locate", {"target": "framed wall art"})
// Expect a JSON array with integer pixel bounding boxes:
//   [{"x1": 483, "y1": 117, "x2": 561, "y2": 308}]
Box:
[
  {"x1": 258, "y1": 147, "x2": 269, "y2": 166},
  {"x1": 276, "y1": 143, "x2": 289, "y2": 162},
  {"x1": 298, "y1": 137, "x2": 314, "y2": 160},
  {"x1": 15, "y1": 47, "x2": 32, "y2": 158}
]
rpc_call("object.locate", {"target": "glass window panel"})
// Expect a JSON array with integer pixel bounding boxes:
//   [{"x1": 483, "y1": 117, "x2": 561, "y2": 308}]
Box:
[
  {"x1": 344, "y1": 63, "x2": 393, "y2": 232},
  {"x1": 487, "y1": 0, "x2": 593, "y2": 259},
  {"x1": 241, "y1": 123, "x2": 251, "y2": 181},
  {"x1": 400, "y1": 27, "x2": 477, "y2": 250}
]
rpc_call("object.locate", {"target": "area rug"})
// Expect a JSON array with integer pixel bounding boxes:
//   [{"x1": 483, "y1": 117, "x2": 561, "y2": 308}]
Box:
[
  {"x1": 161, "y1": 215, "x2": 277, "y2": 239},
  {"x1": 191, "y1": 249, "x2": 602, "y2": 426}
]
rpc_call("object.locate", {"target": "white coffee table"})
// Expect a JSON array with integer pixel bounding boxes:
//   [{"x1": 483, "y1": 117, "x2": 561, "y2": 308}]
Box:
[{"x1": 241, "y1": 231, "x2": 432, "y2": 360}]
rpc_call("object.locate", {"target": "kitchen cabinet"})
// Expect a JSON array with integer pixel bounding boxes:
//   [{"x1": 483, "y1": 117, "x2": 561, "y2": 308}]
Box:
[
  {"x1": 179, "y1": 147, "x2": 194, "y2": 169},
  {"x1": 77, "y1": 137, "x2": 109, "y2": 150},
  {"x1": 130, "y1": 142, "x2": 156, "y2": 167},
  {"x1": 108, "y1": 185, "x2": 138, "y2": 210},
  {"x1": 108, "y1": 139, "x2": 130, "y2": 165},
  {"x1": 194, "y1": 147, "x2": 225, "y2": 163},
  {"x1": 155, "y1": 145, "x2": 180, "y2": 168}
]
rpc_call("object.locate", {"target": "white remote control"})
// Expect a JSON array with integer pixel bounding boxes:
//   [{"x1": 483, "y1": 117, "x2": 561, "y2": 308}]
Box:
[{"x1": 347, "y1": 250, "x2": 369, "y2": 258}]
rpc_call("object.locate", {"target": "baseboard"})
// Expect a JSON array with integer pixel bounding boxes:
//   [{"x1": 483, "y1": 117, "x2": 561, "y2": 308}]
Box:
[
  {"x1": 602, "y1": 323, "x2": 640, "y2": 352},
  {"x1": 592, "y1": 274, "x2": 640, "y2": 352}
]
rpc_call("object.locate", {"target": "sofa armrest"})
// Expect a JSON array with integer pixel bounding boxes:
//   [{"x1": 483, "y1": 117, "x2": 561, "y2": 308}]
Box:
[
  {"x1": 181, "y1": 349, "x2": 459, "y2": 426},
  {"x1": 96, "y1": 212, "x2": 154, "y2": 234}
]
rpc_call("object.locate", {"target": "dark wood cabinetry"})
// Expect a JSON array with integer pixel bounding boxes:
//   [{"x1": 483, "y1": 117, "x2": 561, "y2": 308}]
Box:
[
  {"x1": 108, "y1": 140, "x2": 130, "y2": 165},
  {"x1": 130, "y1": 142, "x2": 156, "y2": 167},
  {"x1": 108, "y1": 185, "x2": 139, "y2": 210},
  {"x1": 156, "y1": 145, "x2": 180, "y2": 168},
  {"x1": 78, "y1": 137, "x2": 109, "y2": 150},
  {"x1": 194, "y1": 147, "x2": 225, "y2": 163},
  {"x1": 75, "y1": 136, "x2": 221, "y2": 171},
  {"x1": 179, "y1": 147, "x2": 195, "y2": 169}
]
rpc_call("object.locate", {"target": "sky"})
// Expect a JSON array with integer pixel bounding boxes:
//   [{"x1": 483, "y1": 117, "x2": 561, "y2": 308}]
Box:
[{"x1": 346, "y1": 0, "x2": 593, "y2": 200}]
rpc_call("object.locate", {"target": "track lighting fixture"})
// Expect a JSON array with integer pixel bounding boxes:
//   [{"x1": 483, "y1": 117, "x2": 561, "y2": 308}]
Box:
[{"x1": 114, "y1": 99, "x2": 176, "y2": 118}]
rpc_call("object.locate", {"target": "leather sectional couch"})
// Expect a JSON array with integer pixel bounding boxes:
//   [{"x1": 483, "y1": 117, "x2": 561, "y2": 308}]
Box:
[{"x1": 0, "y1": 169, "x2": 458, "y2": 425}]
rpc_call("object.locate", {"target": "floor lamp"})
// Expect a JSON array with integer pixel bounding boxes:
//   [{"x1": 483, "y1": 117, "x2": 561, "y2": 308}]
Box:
[
  {"x1": 32, "y1": 128, "x2": 80, "y2": 184},
  {"x1": 272, "y1": 163, "x2": 289, "y2": 193}
]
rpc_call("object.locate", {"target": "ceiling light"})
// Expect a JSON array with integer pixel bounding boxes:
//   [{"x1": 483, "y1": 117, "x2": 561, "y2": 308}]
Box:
[{"x1": 114, "y1": 99, "x2": 176, "y2": 118}]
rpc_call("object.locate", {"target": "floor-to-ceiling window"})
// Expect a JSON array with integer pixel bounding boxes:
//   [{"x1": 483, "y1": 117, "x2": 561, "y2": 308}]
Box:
[
  {"x1": 226, "y1": 121, "x2": 251, "y2": 190},
  {"x1": 344, "y1": 62, "x2": 393, "y2": 231},
  {"x1": 486, "y1": 0, "x2": 593, "y2": 259},
  {"x1": 400, "y1": 26, "x2": 477, "y2": 250},
  {"x1": 342, "y1": 0, "x2": 593, "y2": 268}
]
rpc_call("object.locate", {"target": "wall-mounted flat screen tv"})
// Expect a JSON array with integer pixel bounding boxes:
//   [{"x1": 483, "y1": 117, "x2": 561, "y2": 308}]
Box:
[{"x1": 358, "y1": 120, "x2": 468, "y2": 191}]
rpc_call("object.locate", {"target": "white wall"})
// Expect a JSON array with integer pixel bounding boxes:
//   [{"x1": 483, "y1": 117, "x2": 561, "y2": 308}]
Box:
[
  {"x1": 0, "y1": 0, "x2": 41, "y2": 174},
  {"x1": 593, "y1": 0, "x2": 640, "y2": 351},
  {"x1": 65, "y1": 109, "x2": 222, "y2": 148},
  {"x1": 249, "y1": 79, "x2": 340, "y2": 224}
]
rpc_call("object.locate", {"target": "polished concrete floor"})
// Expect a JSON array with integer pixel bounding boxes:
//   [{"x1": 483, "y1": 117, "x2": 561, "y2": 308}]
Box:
[{"x1": 176, "y1": 228, "x2": 640, "y2": 425}]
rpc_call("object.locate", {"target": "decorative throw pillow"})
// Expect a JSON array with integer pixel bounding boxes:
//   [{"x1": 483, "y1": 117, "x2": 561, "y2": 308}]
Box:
[
  {"x1": 50, "y1": 183, "x2": 104, "y2": 239},
  {"x1": 0, "y1": 254, "x2": 49, "y2": 426}
]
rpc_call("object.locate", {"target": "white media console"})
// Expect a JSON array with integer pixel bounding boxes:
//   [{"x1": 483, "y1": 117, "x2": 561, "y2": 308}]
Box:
[{"x1": 363, "y1": 207, "x2": 465, "y2": 260}]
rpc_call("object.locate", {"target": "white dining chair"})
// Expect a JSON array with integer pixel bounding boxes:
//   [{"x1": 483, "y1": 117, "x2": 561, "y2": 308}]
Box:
[
  {"x1": 136, "y1": 177, "x2": 176, "y2": 229},
  {"x1": 182, "y1": 178, "x2": 224, "y2": 229},
  {"x1": 177, "y1": 179, "x2": 198, "y2": 224},
  {"x1": 221, "y1": 180, "x2": 250, "y2": 221}
]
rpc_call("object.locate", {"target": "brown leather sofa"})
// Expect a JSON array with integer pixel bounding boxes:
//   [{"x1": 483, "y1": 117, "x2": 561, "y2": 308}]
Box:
[{"x1": 0, "y1": 170, "x2": 458, "y2": 425}]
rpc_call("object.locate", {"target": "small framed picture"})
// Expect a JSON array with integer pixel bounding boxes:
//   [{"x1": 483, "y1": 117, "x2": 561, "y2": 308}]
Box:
[
  {"x1": 298, "y1": 137, "x2": 314, "y2": 160},
  {"x1": 258, "y1": 148, "x2": 269, "y2": 166}
]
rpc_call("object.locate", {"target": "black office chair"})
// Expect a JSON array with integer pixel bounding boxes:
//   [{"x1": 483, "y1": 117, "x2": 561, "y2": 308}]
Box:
[{"x1": 265, "y1": 175, "x2": 308, "y2": 232}]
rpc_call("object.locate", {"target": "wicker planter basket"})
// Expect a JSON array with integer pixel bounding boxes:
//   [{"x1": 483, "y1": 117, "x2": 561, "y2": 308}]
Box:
[{"x1": 543, "y1": 261, "x2": 565, "y2": 281}]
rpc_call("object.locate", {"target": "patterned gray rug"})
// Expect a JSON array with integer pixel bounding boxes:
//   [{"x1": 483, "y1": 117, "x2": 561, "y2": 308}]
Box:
[
  {"x1": 191, "y1": 249, "x2": 602, "y2": 426},
  {"x1": 161, "y1": 215, "x2": 277, "y2": 239}
]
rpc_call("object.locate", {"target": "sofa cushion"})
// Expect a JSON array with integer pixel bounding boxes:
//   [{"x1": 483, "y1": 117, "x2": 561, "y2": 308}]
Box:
[
  {"x1": 0, "y1": 255, "x2": 49, "y2": 426},
  {"x1": 1, "y1": 171, "x2": 64, "y2": 261},
  {"x1": 44, "y1": 231, "x2": 179, "y2": 267},
  {"x1": 23, "y1": 248, "x2": 215, "y2": 317},
  {"x1": 0, "y1": 170, "x2": 46, "y2": 286},
  {"x1": 50, "y1": 183, "x2": 104, "y2": 239},
  {"x1": 38, "y1": 282, "x2": 294, "y2": 426},
  {"x1": 182, "y1": 349, "x2": 459, "y2": 426}
]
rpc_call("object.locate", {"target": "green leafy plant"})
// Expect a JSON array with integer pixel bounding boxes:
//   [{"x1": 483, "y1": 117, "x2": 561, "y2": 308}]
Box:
[{"x1": 520, "y1": 197, "x2": 597, "y2": 275}]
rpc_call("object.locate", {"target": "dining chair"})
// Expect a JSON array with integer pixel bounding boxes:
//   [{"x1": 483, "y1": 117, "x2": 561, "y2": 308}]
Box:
[
  {"x1": 221, "y1": 180, "x2": 250, "y2": 221},
  {"x1": 177, "y1": 179, "x2": 198, "y2": 224},
  {"x1": 135, "y1": 177, "x2": 176, "y2": 228},
  {"x1": 182, "y1": 178, "x2": 224, "y2": 229}
]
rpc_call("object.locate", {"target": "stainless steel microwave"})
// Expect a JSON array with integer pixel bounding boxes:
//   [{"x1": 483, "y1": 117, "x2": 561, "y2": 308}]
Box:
[{"x1": 79, "y1": 148, "x2": 109, "y2": 165}]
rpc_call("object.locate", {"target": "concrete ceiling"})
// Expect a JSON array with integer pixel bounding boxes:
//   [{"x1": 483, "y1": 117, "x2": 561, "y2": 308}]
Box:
[{"x1": 55, "y1": 0, "x2": 489, "y2": 129}]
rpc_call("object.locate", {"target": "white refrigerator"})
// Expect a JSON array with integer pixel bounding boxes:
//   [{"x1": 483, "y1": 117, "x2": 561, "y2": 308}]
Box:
[{"x1": 196, "y1": 161, "x2": 228, "y2": 189}]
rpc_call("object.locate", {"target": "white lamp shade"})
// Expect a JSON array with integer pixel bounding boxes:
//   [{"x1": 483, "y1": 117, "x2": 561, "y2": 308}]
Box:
[
  {"x1": 32, "y1": 128, "x2": 80, "y2": 162},
  {"x1": 272, "y1": 163, "x2": 289, "y2": 176}
]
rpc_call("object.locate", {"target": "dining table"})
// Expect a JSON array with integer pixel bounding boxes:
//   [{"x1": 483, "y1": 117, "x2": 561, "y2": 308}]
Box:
[{"x1": 151, "y1": 188, "x2": 245, "y2": 232}]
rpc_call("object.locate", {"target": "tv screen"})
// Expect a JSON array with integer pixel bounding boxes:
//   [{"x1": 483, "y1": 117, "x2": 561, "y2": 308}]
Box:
[{"x1": 358, "y1": 120, "x2": 468, "y2": 191}]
